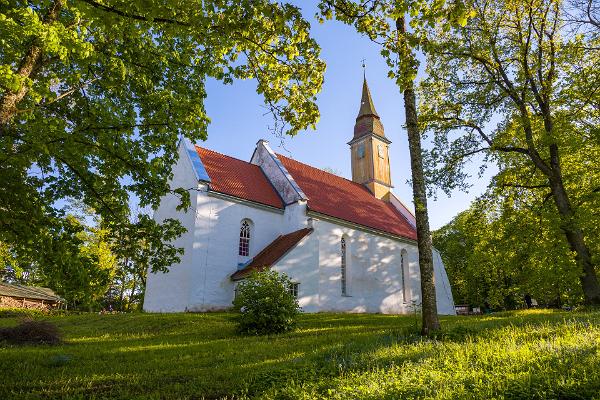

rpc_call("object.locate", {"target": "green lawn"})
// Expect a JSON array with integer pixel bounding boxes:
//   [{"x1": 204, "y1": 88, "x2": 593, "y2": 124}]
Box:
[{"x1": 1, "y1": 310, "x2": 599, "y2": 399}]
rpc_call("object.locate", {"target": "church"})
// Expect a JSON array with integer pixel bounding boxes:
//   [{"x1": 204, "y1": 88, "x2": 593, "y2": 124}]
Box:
[{"x1": 143, "y1": 78, "x2": 456, "y2": 315}]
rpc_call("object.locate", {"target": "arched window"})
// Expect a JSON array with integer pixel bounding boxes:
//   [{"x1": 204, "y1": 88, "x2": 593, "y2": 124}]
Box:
[
  {"x1": 239, "y1": 220, "x2": 251, "y2": 256},
  {"x1": 341, "y1": 237, "x2": 347, "y2": 296},
  {"x1": 401, "y1": 249, "x2": 409, "y2": 302}
]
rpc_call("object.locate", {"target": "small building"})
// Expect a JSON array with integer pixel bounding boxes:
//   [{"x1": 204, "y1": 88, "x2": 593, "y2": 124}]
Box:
[{"x1": 0, "y1": 282, "x2": 64, "y2": 310}]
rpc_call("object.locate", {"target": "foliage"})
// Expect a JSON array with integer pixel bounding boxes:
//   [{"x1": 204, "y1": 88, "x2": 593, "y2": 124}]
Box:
[
  {"x1": 0, "y1": 319, "x2": 61, "y2": 345},
  {"x1": 0, "y1": 308, "x2": 48, "y2": 319},
  {"x1": 419, "y1": 0, "x2": 600, "y2": 303},
  {"x1": 316, "y1": 0, "x2": 476, "y2": 336},
  {"x1": 0, "y1": 1, "x2": 325, "y2": 282},
  {"x1": 28, "y1": 215, "x2": 117, "y2": 310},
  {"x1": 1, "y1": 200, "x2": 183, "y2": 311},
  {"x1": 317, "y1": 0, "x2": 474, "y2": 90},
  {"x1": 232, "y1": 271, "x2": 300, "y2": 335},
  {"x1": 102, "y1": 211, "x2": 186, "y2": 311},
  {"x1": 1, "y1": 311, "x2": 600, "y2": 398},
  {"x1": 433, "y1": 197, "x2": 582, "y2": 309}
]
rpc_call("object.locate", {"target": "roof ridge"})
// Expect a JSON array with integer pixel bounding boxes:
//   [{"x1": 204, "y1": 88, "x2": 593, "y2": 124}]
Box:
[
  {"x1": 275, "y1": 153, "x2": 393, "y2": 200},
  {"x1": 275, "y1": 153, "x2": 370, "y2": 190}
]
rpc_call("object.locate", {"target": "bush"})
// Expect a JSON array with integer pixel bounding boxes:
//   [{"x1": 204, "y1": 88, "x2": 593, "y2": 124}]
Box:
[
  {"x1": 232, "y1": 270, "x2": 300, "y2": 335},
  {"x1": 0, "y1": 319, "x2": 62, "y2": 345},
  {"x1": 0, "y1": 308, "x2": 48, "y2": 319}
]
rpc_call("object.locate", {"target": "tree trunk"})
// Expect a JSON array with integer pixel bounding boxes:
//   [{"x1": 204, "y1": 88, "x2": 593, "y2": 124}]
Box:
[
  {"x1": 548, "y1": 168, "x2": 600, "y2": 304},
  {"x1": 130, "y1": 275, "x2": 138, "y2": 311},
  {"x1": 397, "y1": 17, "x2": 441, "y2": 335},
  {"x1": 0, "y1": 0, "x2": 63, "y2": 127}
]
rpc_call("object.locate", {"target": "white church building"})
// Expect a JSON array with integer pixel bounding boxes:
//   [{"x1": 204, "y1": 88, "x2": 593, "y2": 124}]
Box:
[{"x1": 144, "y1": 79, "x2": 455, "y2": 315}]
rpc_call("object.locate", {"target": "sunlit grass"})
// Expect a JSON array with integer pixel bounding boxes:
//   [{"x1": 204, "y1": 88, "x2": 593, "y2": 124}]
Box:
[{"x1": 0, "y1": 310, "x2": 598, "y2": 399}]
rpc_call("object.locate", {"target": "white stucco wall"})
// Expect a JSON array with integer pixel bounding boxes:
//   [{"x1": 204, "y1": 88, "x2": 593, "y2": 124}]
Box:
[
  {"x1": 186, "y1": 193, "x2": 298, "y2": 311},
  {"x1": 274, "y1": 217, "x2": 455, "y2": 315},
  {"x1": 144, "y1": 142, "x2": 305, "y2": 312},
  {"x1": 143, "y1": 142, "x2": 200, "y2": 312},
  {"x1": 144, "y1": 141, "x2": 455, "y2": 315}
]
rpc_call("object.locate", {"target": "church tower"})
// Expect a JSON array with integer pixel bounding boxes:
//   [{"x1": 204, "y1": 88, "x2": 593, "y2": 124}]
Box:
[{"x1": 348, "y1": 77, "x2": 392, "y2": 200}]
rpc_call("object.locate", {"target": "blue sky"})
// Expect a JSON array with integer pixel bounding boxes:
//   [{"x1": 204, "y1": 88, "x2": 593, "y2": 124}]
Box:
[{"x1": 200, "y1": 3, "x2": 494, "y2": 230}]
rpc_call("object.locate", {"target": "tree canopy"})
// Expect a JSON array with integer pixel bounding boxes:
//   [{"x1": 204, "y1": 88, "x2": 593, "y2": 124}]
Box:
[
  {"x1": 420, "y1": 0, "x2": 600, "y2": 304},
  {"x1": 1, "y1": 1, "x2": 325, "y2": 278}
]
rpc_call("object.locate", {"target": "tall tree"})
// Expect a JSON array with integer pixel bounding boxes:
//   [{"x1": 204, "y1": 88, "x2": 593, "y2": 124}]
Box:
[
  {"x1": 0, "y1": 1, "x2": 325, "y2": 269},
  {"x1": 420, "y1": 0, "x2": 600, "y2": 304},
  {"x1": 434, "y1": 194, "x2": 583, "y2": 309},
  {"x1": 396, "y1": 15, "x2": 439, "y2": 334},
  {"x1": 318, "y1": 0, "x2": 471, "y2": 334}
]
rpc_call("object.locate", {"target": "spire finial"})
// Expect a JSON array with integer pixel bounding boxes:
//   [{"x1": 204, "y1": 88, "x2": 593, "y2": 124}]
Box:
[{"x1": 361, "y1": 58, "x2": 366, "y2": 78}]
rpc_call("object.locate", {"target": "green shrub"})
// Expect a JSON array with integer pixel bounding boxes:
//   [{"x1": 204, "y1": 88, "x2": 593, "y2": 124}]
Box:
[
  {"x1": 0, "y1": 308, "x2": 48, "y2": 319},
  {"x1": 232, "y1": 270, "x2": 300, "y2": 335},
  {"x1": 0, "y1": 319, "x2": 62, "y2": 345}
]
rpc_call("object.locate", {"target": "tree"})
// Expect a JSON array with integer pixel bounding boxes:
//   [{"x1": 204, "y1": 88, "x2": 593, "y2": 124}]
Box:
[
  {"x1": 434, "y1": 194, "x2": 583, "y2": 309},
  {"x1": 318, "y1": 0, "x2": 472, "y2": 334},
  {"x1": 104, "y1": 212, "x2": 186, "y2": 310},
  {"x1": 0, "y1": 1, "x2": 325, "y2": 273},
  {"x1": 420, "y1": 0, "x2": 600, "y2": 304},
  {"x1": 395, "y1": 15, "x2": 439, "y2": 334},
  {"x1": 32, "y1": 215, "x2": 117, "y2": 310}
]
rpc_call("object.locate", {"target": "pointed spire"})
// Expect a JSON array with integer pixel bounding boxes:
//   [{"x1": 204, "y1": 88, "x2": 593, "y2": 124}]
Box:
[
  {"x1": 357, "y1": 76, "x2": 379, "y2": 119},
  {"x1": 353, "y1": 75, "x2": 386, "y2": 140}
]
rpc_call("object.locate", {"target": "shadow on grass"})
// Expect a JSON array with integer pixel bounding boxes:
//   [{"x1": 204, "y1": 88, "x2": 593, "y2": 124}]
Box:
[{"x1": 1, "y1": 310, "x2": 599, "y2": 399}]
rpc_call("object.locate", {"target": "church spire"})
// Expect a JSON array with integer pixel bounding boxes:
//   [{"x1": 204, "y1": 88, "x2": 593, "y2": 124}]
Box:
[
  {"x1": 353, "y1": 76, "x2": 386, "y2": 139},
  {"x1": 357, "y1": 76, "x2": 379, "y2": 119},
  {"x1": 349, "y1": 75, "x2": 392, "y2": 200}
]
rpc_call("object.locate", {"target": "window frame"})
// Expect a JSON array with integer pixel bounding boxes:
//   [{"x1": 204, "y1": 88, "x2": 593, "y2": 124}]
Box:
[
  {"x1": 401, "y1": 249, "x2": 409, "y2": 303},
  {"x1": 288, "y1": 282, "x2": 299, "y2": 299},
  {"x1": 341, "y1": 237, "x2": 348, "y2": 296},
  {"x1": 357, "y1": 143, "x2": 366, "y2": 159},
  {"x1": 238, "y1": 220, "x2": 251, "y2": 257}
]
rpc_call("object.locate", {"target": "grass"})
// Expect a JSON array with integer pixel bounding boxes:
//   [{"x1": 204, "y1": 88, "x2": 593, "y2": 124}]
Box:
[{"x1": 0, "y1": 310, "x2": 599, "y2": 399}]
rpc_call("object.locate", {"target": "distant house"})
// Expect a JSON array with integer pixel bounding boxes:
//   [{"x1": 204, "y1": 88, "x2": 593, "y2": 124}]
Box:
[{"x1": 0, "y1": 282, "x2": 64, "y2": 310}]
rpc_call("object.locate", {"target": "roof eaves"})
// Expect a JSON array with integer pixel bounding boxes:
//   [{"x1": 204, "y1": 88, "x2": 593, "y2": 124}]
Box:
[
  {"x1": 306, "y1": 209, "x2": 417, "y2": 244},
  {"x1": 207, "y1": 190, "x2": 284, "y2": 213}
]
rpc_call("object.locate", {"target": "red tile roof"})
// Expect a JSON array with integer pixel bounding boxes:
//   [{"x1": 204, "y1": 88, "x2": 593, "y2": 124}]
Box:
[
  {"x1": 277, "y1": 155, "x2": 417, "y2": 241},
  {"x1": 195, "y1": 146, "x2": 283, "y2": 209},
  {"x1": 231, "y1": 228, "x2": 313, "y2": 281}
]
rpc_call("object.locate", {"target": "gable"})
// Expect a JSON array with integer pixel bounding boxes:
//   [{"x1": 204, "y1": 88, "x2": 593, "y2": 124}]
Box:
[{"x1": 231, "y1": 228, "x2": 313, "y2": 281}]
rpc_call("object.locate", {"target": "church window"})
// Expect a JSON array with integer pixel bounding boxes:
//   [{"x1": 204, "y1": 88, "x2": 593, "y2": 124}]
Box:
[
  {"x1": 341, "y1": 238, "x2": 348, "y2": 296},
  {"x1": 401, "y1": 249, "x2": 409, "y2": 302},
  {"x1": 239, "y1": 220, "x2": 251, "y2": 257},
  {"x1": 288, "y1": 283, "x2": 299, "y2": 299},
  {"x1": 357, "y1": 143, "x2": 365, "y2": 159}
]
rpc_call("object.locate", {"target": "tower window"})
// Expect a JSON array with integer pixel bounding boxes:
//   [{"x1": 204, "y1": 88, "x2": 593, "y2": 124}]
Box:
[
  {"x1": 239, "y1": 220, "x2": 251, "y2": 256},
  {"x1": 357, "y1": 143, "x2": 365, "y2": 159},
  {"x1": 378, "y1": 144, "x2": 385, "y2": 158},
  {"x1": 341, "y1": 238, "x2": 348, "y2": 296}
]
